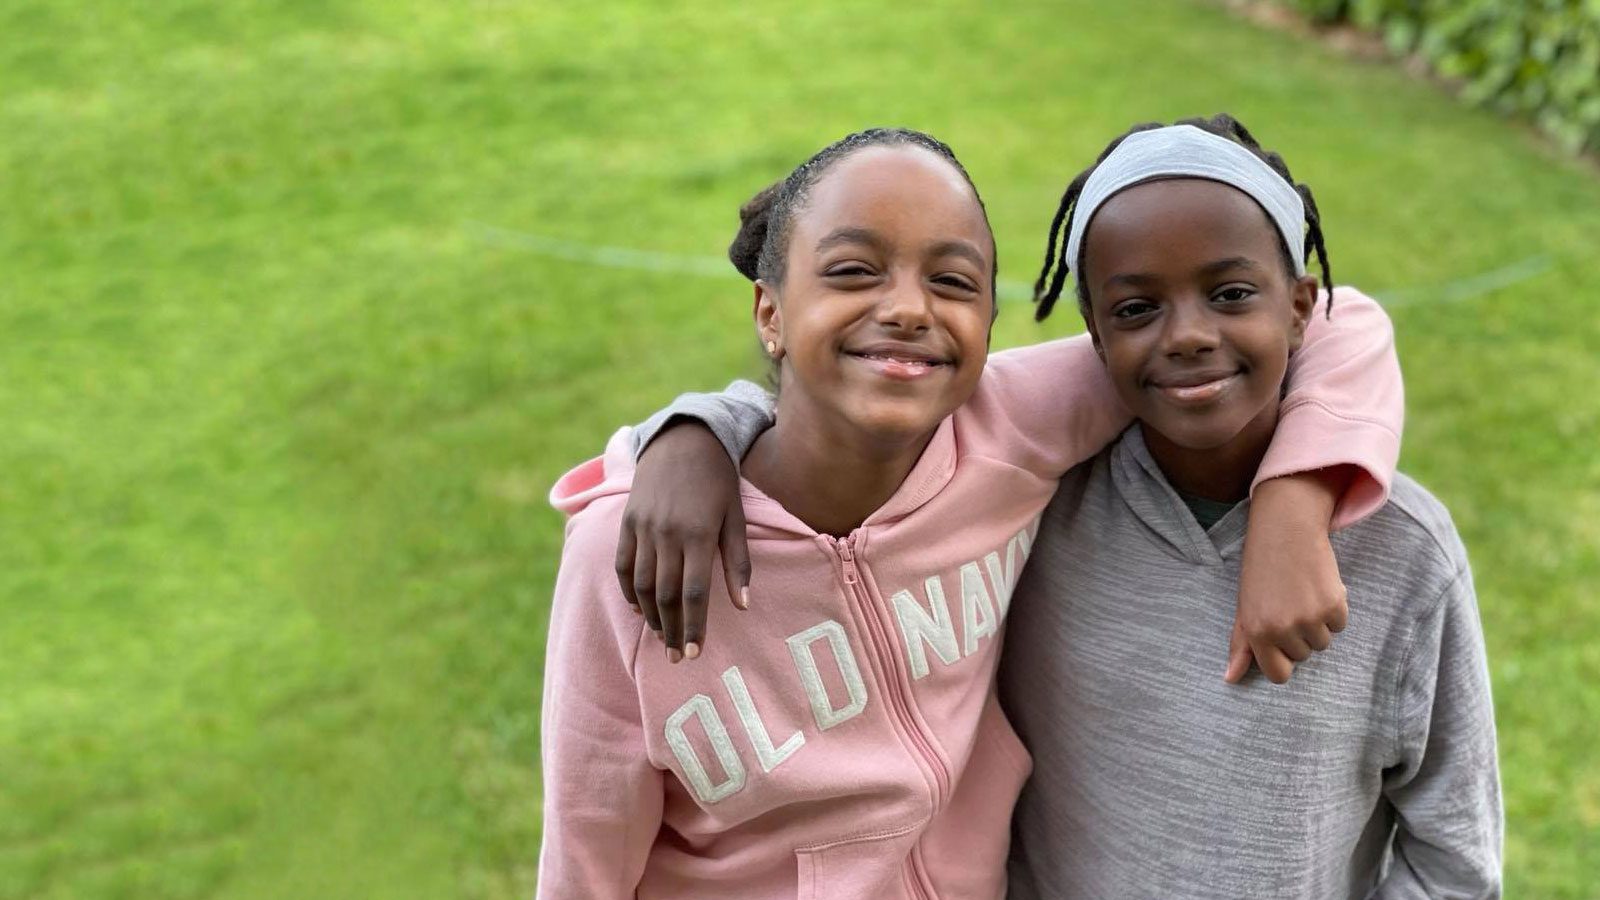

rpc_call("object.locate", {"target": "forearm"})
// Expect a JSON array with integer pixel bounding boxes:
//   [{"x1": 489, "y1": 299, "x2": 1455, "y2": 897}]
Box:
[
  {"x1": 1254, "y1": 287, "x2": 1403, "y2": 529},
  {"x1": 1250, "y1": 466, "x2": 1352, "y2": 528},
  {"x1": 631, "y1": 379, "x2": 774, "y2": 465}
]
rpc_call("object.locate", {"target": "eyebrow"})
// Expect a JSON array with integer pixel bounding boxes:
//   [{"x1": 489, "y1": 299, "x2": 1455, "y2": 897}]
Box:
[
  {"x1": 815, "y1": 227, "x2": 888, "y2": 254},
  {"x1": 815, "y1": 228, "x2": 988, "y2": 270},
  {"x1": 1198, "y1": 256, "x2": 1264, "y2": 276},
  {"x1": 928, "y1": 239, "x2": 990, "y2": 271},
  {"x1": 1101, "y1": 271, "x2": 1160, "y2": 291}
]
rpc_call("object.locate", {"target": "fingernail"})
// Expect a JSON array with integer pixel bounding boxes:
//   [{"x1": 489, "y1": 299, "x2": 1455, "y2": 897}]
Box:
[
  {"x1": 684, "y1": 642, "x2": 701, "y2": 660},
  {"x1": 667, "y1": 647, "x2": 682, "y2": 664},
  {"x1": 738, "y1": 587, "x2": 751, "y2": 610}
]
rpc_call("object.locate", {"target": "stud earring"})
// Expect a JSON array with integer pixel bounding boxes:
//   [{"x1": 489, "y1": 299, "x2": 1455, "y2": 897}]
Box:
[{"x1": 765, "y1": 340, "x2": 779, "y2": 356}]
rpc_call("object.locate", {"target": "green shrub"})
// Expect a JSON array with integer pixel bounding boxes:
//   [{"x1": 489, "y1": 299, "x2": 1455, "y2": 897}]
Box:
[{"x1": 1284, "y1": 0, "x2": 1600, "y2": 154}]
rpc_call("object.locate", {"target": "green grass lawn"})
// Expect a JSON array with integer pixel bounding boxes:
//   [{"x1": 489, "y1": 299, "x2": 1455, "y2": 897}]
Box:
[{"x1": 2, "y1": 0, "x2": 1595, "y2": 896}]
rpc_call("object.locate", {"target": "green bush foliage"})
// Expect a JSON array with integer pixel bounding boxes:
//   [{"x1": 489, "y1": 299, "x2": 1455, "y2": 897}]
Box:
[{"x1": 1288, "y1": 0, "x2": 1600, "y2": 153}]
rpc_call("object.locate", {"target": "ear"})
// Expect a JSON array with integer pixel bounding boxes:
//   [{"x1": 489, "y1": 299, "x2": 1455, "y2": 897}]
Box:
[
  {"x1": 1285, "y1": 274, "x2": 1318, "y2": 352},
  {"x1": 1081, "y1": 304, "x2": 1108, "y2": 365},
  {"x1": 754, "y1": 280, "x2": 782, "y2": 355}
]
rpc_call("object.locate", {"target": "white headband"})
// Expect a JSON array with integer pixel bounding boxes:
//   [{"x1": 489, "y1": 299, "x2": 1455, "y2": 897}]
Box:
[{"x1": 1063, "y1": 124, "x2": 1307, "y2": 278}]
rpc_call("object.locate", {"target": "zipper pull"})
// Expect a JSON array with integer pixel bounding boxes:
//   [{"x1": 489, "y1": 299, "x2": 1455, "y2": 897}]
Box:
[{"x1": 836, "y1": 536, "x2": 859, "y2": 585}]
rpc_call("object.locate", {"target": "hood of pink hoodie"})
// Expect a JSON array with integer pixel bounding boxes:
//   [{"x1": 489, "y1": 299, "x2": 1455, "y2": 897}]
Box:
[{"x1": 548, "y1": 427, "x2": 637, "y2": 516}]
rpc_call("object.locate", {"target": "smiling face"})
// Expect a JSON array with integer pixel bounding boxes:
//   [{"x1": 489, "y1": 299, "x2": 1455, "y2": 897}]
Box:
[
  {"x1": 757, "y1": 145, "x2": 995, "y2": 446},
  {"x1": 1080, "y1": 177, "x2": 1317, "y2": 463}
]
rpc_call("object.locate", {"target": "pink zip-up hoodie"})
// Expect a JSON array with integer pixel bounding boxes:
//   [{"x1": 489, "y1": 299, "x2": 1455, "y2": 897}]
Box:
[{"x1": 539, "y1": 288, "x2": 1403, "y2": 900}]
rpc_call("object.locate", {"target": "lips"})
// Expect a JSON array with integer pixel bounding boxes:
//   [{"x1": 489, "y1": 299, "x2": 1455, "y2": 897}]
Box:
[
  {"x1": 843, "y1": 342, "x2": 953, "y2": 381},
  {"x1": 1148, "y1": 368, "x2": 1242, "y2": 404},
  {"x1": 843, "y1": 342, "x2": 952, "y2": 365}
]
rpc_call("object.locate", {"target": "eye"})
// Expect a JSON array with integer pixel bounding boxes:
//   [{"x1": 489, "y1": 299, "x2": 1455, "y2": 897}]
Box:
[
  {"x1": 1213, "y1": 286, "x2": 1256, "y2": 304},
  {"x1": 824, "y1": 263, "x2": 877, "y2": 278},
  {"x1": 933, "y1": 274, "x2": 979, "y2": 293},
  {"x1": 1111, "y1": 299, "x2": 1156, "y2": 320}
]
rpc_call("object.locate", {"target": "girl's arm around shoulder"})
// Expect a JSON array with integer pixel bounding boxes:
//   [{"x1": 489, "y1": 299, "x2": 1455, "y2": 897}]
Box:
[
  {"x1": 1229, "y1": 287, "x2": 1405, "y2": 683},
  {"x1": 538, "y1": 496, "x2": 664, "y2": 898},
  {"x1": 964, "y1": 286, "x2": 1402, "y2": 505},
  {"x1": 961, "y1": 332, "x2": 1133, "y2": 478},
  {"x1": 1254, "y1": 286, "x2": 1405, "y2": 529}
]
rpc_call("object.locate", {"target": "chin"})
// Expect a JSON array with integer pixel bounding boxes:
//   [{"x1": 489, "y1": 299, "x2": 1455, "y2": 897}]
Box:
[
  {"x1": 847, "y1": 396, "x2": 952, "y2": 443},
  {"x1": 1144, "y1": 412, "x2": 1253, "y2": 452}
]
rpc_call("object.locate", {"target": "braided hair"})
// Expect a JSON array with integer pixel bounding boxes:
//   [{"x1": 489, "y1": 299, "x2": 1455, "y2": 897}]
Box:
[
  {"x1": 728, "y1": 127, "x2": 996, "y2": 292},
  {"x1": 1030, "y1": 113, "x2": 1333, "y2": 322}
]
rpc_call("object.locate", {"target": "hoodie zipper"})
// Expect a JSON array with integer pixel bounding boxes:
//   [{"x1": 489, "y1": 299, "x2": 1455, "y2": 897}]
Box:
[{"x1": 832, "y1": 533, "x2": 944, "y2": 900}]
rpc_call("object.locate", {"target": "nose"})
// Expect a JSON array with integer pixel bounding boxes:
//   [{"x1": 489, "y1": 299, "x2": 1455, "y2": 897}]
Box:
[
  {"x1": 874, "y1": 272, "x2": 934, "y2": 335},
  {"x1": 1161, "y1": 296, "x2": 1219, "y2": 358}
]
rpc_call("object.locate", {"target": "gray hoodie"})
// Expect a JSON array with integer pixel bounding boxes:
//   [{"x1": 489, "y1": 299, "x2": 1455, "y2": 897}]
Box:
[{"x1": 1000, "y1": 426, "x2": 1501, "y2": 900}]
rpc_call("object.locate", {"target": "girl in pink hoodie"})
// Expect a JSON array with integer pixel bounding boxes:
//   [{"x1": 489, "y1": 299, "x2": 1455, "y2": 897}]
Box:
[{"x1": 540, "y1": 127, "x2": 1402, "y2": 899}]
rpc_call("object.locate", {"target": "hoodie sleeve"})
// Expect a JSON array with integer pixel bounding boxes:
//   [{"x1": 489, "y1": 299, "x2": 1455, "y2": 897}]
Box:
[
  {"x1": 1252, "y1": 286, "x2": 1404, "y2": 530},
  {"x1": 970, "y1": 286, "x2": 1403, "y2": 527},
  {"x1": 537, "y1": 499, "x2": 664, "y2": 898},
  {"x1": 960, "y1": 331, "x2": 1133, "y2": 478},
  {"x1": 629, "y1": 380, "x2": 775, "y2": 466},
  {"x1": 1375, "y1": 565, "x2": 1503, "y2": 899}
]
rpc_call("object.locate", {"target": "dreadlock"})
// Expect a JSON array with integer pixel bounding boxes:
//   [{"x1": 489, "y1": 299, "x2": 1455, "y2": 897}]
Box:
[
  {"x1": 1030, "y1": 113, "x2": 1333, "y2": 322},
  {"x1": 729, "y1": 127, "x2": 997, "y2": 293}
]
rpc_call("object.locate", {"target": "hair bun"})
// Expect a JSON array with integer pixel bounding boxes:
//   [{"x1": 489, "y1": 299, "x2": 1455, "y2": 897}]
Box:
[{"x1": 728, "y1": 182, "x2": 781, "y2": 281}]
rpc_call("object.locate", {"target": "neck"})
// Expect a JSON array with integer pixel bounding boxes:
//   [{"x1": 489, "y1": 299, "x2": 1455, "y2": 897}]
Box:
[
  {"x1": 742, "y1": 394, "x2": 935, "y2": 538},
  {"x1": 1141, "y1": 402, "x2": 1279, "y2": 504}
]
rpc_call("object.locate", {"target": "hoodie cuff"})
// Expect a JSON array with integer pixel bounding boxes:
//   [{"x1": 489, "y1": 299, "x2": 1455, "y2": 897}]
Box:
[
  {"x1": 630, "y1": 381, "x2": 775, "y2": 469},
  {"x1": 1252, "y1": 397, "x2": 1401, "y2": 531}
]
